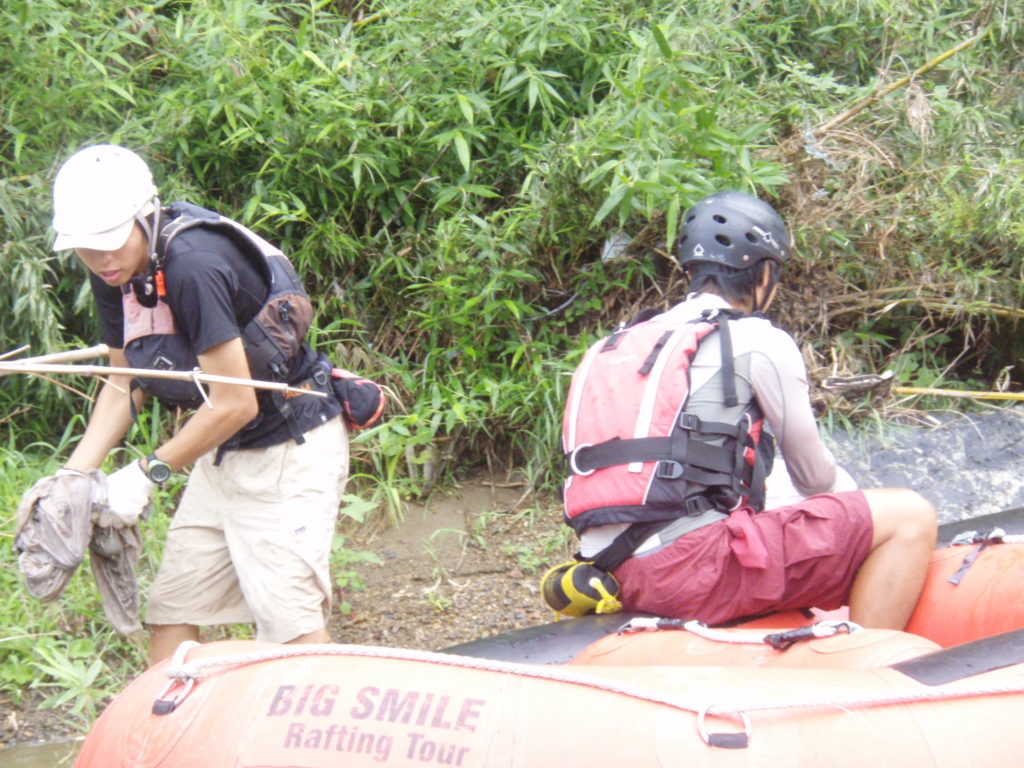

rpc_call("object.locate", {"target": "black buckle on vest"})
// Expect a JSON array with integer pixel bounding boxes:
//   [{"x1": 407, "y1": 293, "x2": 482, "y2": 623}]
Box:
[
  {"x1": 683, "y1": 496, "x2": 712, "y2": 517},
  {"x1": 678, "y1": 412, "x2": 701, "y2": 431},
  {"x1": 656, "y1": 460, "x2": 684, "y2": 479}
]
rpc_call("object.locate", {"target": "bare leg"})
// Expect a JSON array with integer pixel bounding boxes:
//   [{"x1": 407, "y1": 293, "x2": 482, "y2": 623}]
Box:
[
  {"x1": 848, "y1": 488, "x2": 937, "y2": 630},
  {"x1": 148, "y1": 623, "x2": 201, "y2": 667},
  {"x1": 285, "y1": 627, "x2": 333, "y2": 644}
]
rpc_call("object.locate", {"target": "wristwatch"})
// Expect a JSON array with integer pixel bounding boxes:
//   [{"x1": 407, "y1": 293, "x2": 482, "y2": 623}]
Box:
[{"x1": 145, "y1": 453, "x2": 173, "y2": 484}]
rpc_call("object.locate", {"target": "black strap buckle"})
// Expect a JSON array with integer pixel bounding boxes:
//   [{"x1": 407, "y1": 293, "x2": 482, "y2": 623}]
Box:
[
  {"x1": 656, "y1": 460, "x2": 684, "y2": 479},
  {"x1": 678, "y1": 412, "x2": 701, "y2": 431},
  {"x1": 683, "y1": 496, "x2": 712, "y2": 516}
]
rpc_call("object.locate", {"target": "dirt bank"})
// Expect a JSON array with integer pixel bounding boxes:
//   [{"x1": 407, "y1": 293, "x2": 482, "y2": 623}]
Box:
[{"x1": 331, "y1": 477, "x2": 569, "y2": 649}]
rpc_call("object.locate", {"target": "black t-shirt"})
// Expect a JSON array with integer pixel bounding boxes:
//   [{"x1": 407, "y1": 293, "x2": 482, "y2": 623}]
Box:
[
  {"x1": 89, "y1": 216, "x2": 339, "y2": 448},
  {"x1": 91, "y1": 226, "x2": 267, "y2": 351}
]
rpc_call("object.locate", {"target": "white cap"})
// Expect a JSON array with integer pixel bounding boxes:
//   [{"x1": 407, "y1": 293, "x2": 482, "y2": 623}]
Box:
[{"x1": 52, "y1": 144, "x2": 157, "y2": 251}]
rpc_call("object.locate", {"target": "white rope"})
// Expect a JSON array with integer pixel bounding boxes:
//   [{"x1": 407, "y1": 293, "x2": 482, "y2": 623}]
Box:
[
  {"x1": 618, "y1": 618, "x2": 861, "y2": 645},
  {"x1": 162, "y1": 642, "x2": 1024, "y2": 721},
  {"x1": 675, "y1": 620, "x2": 776, "y2": 645},
  {"x1": 709, "y1": 678, "x2": 1024, "y2": 717}
]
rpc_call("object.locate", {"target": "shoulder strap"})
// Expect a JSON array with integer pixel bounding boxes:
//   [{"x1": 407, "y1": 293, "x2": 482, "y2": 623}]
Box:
[
  {"x1": 157, "y1": 201, "x2": 220, "y2": 256},
  {"x1": 696, "y1": 307, "x2": 748, "y2": 408},
  {"x1": 157, "y1": 202, "x2": 274, "y2": 285}
]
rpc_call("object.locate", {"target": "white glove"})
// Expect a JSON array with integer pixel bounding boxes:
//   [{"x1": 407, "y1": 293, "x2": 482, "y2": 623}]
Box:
[
  {"x1": 101, "y1": 460, "x2": 156, "y2": 527},
  {"x1": 56, "y1": 467, "x2": 88, "y2": 478}
]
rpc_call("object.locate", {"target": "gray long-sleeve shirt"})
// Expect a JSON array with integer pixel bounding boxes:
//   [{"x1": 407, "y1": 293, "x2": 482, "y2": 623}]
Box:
[{"x1": 578, "y1": 292, "x2": 844, "y2": 557}]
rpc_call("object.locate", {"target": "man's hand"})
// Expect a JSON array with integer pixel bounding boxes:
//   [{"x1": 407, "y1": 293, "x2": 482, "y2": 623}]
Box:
[{"x1": 101, "y1": 461, "x2": 156, "y2": 527}]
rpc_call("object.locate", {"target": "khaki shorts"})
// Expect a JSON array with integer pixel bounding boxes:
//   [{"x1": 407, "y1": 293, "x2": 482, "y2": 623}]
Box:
[{"x1": 145, "y1": 417, "x2": 349, "y2": 642}]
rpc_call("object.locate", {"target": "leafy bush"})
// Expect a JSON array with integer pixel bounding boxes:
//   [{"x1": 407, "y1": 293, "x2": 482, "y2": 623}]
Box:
[{"x1": 2, "y1": 0, "x2": 1023, "y2": 487}]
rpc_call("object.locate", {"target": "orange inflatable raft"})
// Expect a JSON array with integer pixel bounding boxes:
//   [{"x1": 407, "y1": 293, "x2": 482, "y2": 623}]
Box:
[{"x1": 76, "y1": 526, "x2": 1024, "y2": 768}]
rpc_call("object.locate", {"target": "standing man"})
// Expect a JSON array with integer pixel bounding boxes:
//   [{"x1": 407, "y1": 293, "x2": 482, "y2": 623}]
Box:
[
  {"x1": 561, "y1": 190, "x2": 936, "y2": 629},
  {"x1": 51, "y1": 144, "x2": 349, "y2": 664}
]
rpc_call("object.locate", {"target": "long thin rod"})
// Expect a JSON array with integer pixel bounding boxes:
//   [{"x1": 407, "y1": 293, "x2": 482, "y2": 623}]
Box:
[
  {"x1": 0, "y1": 360, "x2": 327, "y2": 399},
  {"x1": 0, "y1": 344, "x2": 111, "y2": 375}
]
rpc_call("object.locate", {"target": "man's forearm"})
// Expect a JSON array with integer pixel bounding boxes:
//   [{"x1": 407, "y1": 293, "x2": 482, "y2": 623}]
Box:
[
  {"x1": 143, "y1": 336, "x2": 260, "y2": 472},
  {"x1": 149, "y1": 388, "x2": 258, "y2": 471},
  {"x1": 64, "y1": 374, "x2": 135, "y2": 470}
]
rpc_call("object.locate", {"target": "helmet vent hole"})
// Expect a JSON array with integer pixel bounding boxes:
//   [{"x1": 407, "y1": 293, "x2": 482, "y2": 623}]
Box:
[
  {"x1": 713, "y1": 214, "x2": 727, "y2": 224},
  {"x1": 715, "y1": 234, "x2": 731, "y2": 246},
  {"x1": 746, "y1": 232, "x2": 758, "y2": 243}
]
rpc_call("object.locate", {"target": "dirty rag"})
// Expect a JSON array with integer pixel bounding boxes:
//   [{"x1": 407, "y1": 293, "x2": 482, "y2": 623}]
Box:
[{"x1": 14, "y1": 470, "x2": 143, "y2": 634}]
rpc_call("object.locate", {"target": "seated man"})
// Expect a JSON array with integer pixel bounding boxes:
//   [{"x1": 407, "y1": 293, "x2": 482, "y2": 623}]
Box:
[{"x1": 561, "y1": 190, "x2": 936, "y2": 629}]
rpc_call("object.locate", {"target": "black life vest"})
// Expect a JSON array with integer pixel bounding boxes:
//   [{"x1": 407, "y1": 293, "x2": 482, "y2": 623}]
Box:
[
  {"x1": 121, "y1": 201, "x2": 314, "y2": 410},
  {"x1": 562, "y1": 308, "x2": 775, "y2": 538}
]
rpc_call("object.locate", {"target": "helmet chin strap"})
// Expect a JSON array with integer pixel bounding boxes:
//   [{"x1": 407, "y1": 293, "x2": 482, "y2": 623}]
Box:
[
  {"x1": 134, "y1": 195, "x2": 161, "y2": 265},
  {"x1": 128, "y1": 197, "x2": 163, "y2": 308}
]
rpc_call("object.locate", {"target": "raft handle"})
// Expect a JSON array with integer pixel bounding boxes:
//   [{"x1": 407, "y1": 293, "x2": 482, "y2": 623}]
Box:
[
  {"x1": 697, "y1": 704, "x2": 751, "y2": 749},
  {"x1": 152, "y1": 676, "x2": 195, "y2": 715}
]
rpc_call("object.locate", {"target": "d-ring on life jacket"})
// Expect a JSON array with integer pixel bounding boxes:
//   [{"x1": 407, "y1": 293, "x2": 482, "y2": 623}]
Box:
[{"x1": 562, "y1": 308, "x2": 775, "y2": 570}]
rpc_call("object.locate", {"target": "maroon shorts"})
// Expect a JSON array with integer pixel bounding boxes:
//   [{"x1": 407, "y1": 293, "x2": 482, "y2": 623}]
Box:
[{"x1": 613, "y1": 491, "x2": 873, "y2": 625}]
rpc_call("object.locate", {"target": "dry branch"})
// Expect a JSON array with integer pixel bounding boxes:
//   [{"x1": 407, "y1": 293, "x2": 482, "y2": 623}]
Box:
[
  {"x1": 825, "y1": 295, "x2": 1024, "y2": 321},
  {"x1": 0, "y1": 344, "x2": 111, "y2": 376},
  {"x1": 893, "y1": 386, "x2": 1024, "y2": 402},
  {"x1": 807, "y1": 28, "x2": 987, "y2": 139}
]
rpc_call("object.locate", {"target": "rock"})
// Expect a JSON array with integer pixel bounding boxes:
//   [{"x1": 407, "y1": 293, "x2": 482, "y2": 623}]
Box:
[{"x1": 828, "y1": 408, "x2": 1024, "y2": 523}]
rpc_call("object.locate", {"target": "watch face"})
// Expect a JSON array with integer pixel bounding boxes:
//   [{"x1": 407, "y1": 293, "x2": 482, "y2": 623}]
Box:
[{"x1": 148, "y1": 460, "x2": 172, "y2": 483}]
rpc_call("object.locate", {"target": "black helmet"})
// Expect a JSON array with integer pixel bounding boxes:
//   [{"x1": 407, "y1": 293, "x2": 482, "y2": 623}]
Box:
[{"x1": 676, "y1": 190, "x2": 790, "y2": 269}]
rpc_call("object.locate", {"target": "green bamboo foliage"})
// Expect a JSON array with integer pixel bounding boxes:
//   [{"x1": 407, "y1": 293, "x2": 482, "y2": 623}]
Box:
[{"x1": 2, "y1": 0, "x2": 1023, "y2": 478}]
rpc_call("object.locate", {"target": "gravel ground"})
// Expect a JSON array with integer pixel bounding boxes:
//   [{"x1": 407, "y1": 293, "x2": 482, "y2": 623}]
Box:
[{"x1": 330, "y1": 477, "x2": 570, "y2": 650}]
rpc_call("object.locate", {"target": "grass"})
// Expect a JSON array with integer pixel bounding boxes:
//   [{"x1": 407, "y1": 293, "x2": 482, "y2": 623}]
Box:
[
  {"x1": 6, "y1": 1, "x2": 1023, "y2": 495},
  {"x1": 0, "y1": 445, "x2": 146, "y2": 723}
]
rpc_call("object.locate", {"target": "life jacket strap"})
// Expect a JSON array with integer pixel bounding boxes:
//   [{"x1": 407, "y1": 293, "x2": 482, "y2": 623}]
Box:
[
  {"x1": 716, "y1": 313, "x2": 739, "y2": 407},
  {"x1": 569, "y1": 432, "x2": 738, "y2": 478},
  {"x1": 589, "y1": 496, "x2": 717, "y2": 572}
]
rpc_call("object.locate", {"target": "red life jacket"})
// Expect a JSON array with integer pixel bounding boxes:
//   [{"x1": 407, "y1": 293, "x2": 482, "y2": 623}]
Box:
[{"x1": 562, "y1": 308, "x2": 774, "y2": 537}]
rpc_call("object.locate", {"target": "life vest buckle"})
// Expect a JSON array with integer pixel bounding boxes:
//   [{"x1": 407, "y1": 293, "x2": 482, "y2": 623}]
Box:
[
  {"x1": 311, "y1": 366, "x2": 329, "y2": 387},
  {"x1": 150, "y1": 353, "x2": 175, "y2": 371},
  {"x1": 683, "y1": 496, "x2": 713, "y2": 516},
  {"x1": 655, "y1": 460, "x2": 684, "y2": 480},
  {"x1": 678, "y1": 412, "x2": 701, "y2": 431}
]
